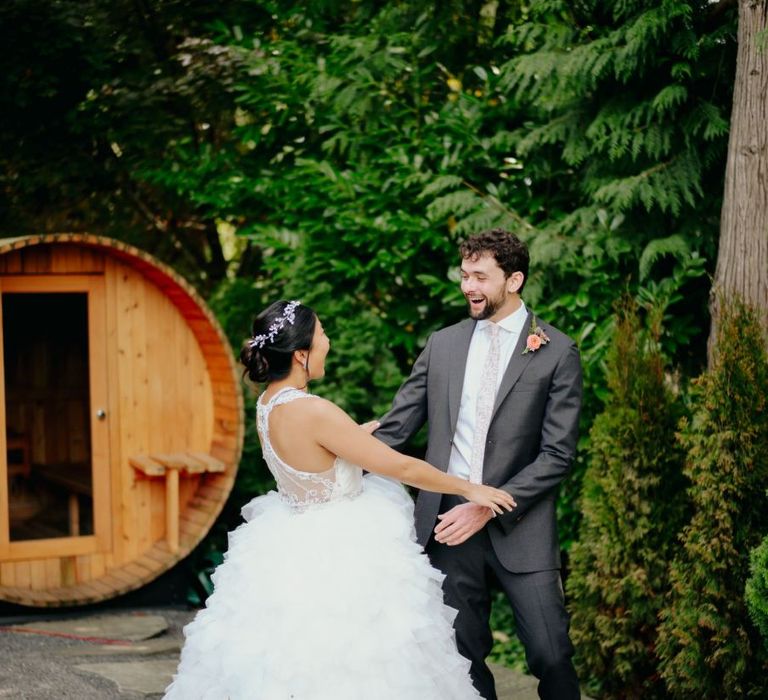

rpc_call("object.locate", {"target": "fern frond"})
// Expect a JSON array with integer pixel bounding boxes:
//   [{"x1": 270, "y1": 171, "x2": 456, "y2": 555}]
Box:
[
  {"x1": 639, "y1": 234, "x2": 690, "y2": 280},
  {"x1": 418, "y1": 175, "x2": 464, "y2": 200},
  {"x1": 425, "y1": 189, "x2": 481, "y2": 222},
  {"x1": 453, "y1": 206, "x2": 510, "y2": 236},
  {"x1": 652, "y1": 84, "x2": 689, "y2": 115},
  {"x1": 591, "y1": 152, "x2": 702, "y2": 215}
]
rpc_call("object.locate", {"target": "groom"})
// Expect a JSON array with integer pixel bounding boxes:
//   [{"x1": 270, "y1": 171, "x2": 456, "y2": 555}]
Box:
[{"x1": 374, "y1": 229, "x2": 581, "y2": 699}]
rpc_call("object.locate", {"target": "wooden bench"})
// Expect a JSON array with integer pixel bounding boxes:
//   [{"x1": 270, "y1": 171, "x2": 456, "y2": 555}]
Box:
[{"x1": 129, "y1": 452, "x2": 226, "y2": 553}]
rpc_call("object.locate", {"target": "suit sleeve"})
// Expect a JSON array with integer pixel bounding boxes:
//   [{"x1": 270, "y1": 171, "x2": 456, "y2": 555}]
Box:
[
  {"x1": 496, "y1": 341, "x2": 582, "y2": 534},
  {"x1": 373, "y1": 335, "x2": 433, "y2": 450}
]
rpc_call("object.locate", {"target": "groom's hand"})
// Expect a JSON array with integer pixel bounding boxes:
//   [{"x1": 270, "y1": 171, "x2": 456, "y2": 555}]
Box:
[{"x1": 434, "y1": 503, "x2": 493, "y2": 546}]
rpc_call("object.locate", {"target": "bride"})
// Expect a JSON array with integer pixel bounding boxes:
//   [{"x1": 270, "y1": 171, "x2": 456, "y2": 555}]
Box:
[{"x1": 163, "y1": 300, "x2": 515, "y2": 699}]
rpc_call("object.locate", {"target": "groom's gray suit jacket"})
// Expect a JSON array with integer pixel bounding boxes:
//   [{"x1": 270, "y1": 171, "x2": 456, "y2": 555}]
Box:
[{"x1": 376, "y1": 311, "x2": 582, "y2": 573}]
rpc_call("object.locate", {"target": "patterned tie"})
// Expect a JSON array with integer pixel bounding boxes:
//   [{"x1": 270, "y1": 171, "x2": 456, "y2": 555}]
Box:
[{"x1": 469, "y1": 322, "x2": 501, "y2": 484}]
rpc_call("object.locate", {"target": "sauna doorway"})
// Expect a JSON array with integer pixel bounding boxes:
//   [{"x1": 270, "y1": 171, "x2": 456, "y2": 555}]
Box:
[{"x1": 0, "y1": 276, "x2": 110, "y2": 560}]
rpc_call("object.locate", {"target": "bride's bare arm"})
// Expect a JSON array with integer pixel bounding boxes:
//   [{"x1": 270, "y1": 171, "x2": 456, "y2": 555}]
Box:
[{"x1": 306, "y1": 398, "x2": 515, "y2": 515}]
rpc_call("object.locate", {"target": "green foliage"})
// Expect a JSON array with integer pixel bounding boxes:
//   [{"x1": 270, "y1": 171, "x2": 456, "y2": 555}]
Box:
[
  {"x1": 192, "y1": 3, "x2": 539, "y2": 427},
  {"x1": 566, "y1": 298, "x2": 687, "y2": 698},
  {"x1": 746, "y1": 531, "x2": 768, "y2": 650},
  {"x1": 502, "y1": 0, "x2": 733, "y2": 222},
  {"x1": 489, "y1": 0, "x2": 734, "y2": 546},
  {"x1": 0, "y1": 0, "x2": 261, "y2": 289},
  {"x1": 497, "y1": 0, "x2": 736, "y2": 355},
  {"x1": 0, "y1": 1, "x2": 743, "y2": 628},
  {"x1": 656, "y1": 300, "x2": 768, "y2": 697}
]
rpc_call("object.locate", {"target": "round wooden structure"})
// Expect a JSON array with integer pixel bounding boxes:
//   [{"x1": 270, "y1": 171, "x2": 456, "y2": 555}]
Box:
[{"x1": 0, "y1": 234, "x2": 244, "y2": 606}]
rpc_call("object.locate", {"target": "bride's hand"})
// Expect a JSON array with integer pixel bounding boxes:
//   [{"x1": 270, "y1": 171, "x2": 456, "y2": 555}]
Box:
[
  {"x1": 359, "y1": 420, "x2": 381, "y2": 434},
  {"x1": 465, "y1": 483, "x2": 516, "y2": 516}
]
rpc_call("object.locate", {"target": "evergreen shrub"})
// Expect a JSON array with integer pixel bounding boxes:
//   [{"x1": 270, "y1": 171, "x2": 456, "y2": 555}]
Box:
[
  {"x1": 746, "y1": 530, "x2": 768, "y2": 651},
  {"x1": 656, "y1": 299, "x2": 768, "y2": 697},
  {"x1": 566, "y1": 298, "x2": 686, "y2": 698}
]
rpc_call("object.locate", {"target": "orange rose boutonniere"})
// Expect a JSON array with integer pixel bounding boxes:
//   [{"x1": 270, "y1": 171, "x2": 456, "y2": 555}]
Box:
[{"x1": 522, "y1": 317, "x2": 550, "y2": 355}]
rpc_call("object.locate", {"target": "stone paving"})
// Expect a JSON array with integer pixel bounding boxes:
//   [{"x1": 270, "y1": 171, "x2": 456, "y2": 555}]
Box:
[{"x1": 0, "y1": 609, "x2": 558, "y2": 698}]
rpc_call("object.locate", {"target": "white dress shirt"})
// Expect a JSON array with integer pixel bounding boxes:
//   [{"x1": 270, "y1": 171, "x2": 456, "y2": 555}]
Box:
[{"x1": 447, "y1": 301, "x2": 528, "y2": 480}]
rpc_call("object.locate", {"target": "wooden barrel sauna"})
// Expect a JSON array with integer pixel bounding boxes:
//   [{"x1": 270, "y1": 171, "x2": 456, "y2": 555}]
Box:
[{"x1": 0, "y1": 233, "x2": 244, "y2": 607}]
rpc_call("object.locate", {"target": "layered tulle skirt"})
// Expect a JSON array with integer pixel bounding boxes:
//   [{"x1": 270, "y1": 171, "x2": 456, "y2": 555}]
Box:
[{"x1": 163, "y1": 474, "x2": 480, "y2": 699}]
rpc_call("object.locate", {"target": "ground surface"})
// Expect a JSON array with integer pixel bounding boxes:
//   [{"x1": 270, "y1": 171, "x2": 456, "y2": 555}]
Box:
[{"x1": 0, "y1": 608, "x2": 571, "y2": 698}]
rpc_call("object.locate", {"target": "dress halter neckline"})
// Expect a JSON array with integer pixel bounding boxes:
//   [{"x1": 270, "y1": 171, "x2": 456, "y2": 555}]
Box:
[{"x1": 259, "y1": 385, "x2": 307, "y2": 408}]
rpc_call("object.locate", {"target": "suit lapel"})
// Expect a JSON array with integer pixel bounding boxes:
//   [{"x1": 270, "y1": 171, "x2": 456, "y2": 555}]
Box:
[
  {"x1": 491, "y1": 310, "x2": 534, "y2": 418},
  {"x1": 448, "y1": 319, "x2": 475, "y2": 432}
]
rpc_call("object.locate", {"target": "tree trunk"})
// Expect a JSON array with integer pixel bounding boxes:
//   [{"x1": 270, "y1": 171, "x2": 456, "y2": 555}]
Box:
[{"x1": 710, "y1": 0, "x2": 768, "y2": 361}]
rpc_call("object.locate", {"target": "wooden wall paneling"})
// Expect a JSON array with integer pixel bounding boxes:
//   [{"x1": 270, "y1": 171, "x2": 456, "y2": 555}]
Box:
[
  {"x1": 173, "y1": 308, "x2": 193, "y2": 450},
  {"x1": 21, "y1": 246, "x2": 52, "y2": 274},
  {"x1": 45, "y1": 557, "x2": 61, "y2": 587},
  {"x1": 114, "y1": 264, "x2": 146, "y2": 563},
  {"x1": 68, "y1": 246, "x2": 85, "y2": 274},
  {"x1": 59, "y1": 556, "x2": 76, "y2": 587},
  {"x1": 173, "y1": 308, "x2": 194, "y2": 518},
  {"x1": 0, "y1": 250, "x2": 22, "y2": 273},
  {"x1": 185, "y1": 318, "x2": 216, "y2": 450},
  {"x1": 149, "y1": 478, "x2": 166, "y2": 547},
  {"x1": 0, "y1": 562, "x2": 15, "y2": 586},
  {"x1": 48, "y1": 244, "x2": 104, "y2": 275},
  {"x1": 144, "y1": 283, "x2": 169, "y2": 450},
  {"x1": 202, "y1": 358, "x2": 215, "y2": 449},
  {"x1": 14, "y1": 560, "x2": 31, "y2": 588},
  {"x1": 51, "y1": 246, "x2": 78, "y2": 274},
  {"x1": 79, "y1": 247, "x2": 104, "y2": 274},
  {"x1": 146, "y1": 284, "x2": 174, "y2": 544},
  {"x1": 104, "y1": 259, "x2": 126, "y2": 567},
  {"x1": 125, "y1": 268, "x2": 152, "y2": 554},
  {"x1": 178, "y1": 478, "x2": 197, "y2": 516},
  {"x1": 90, "y1": 551, "x2": 106, "y2": 580},
  {"x1": 29, "y1": 559, "x2": 47, "y2": 590},
  {"x1": 75, "y1": 554, "x2": 91, "y2": 582}
]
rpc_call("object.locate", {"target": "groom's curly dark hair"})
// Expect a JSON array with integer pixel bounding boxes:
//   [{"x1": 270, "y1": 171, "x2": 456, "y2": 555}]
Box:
[{"x1": 459, "y1": 228, "x2": 529, "y2": 291}]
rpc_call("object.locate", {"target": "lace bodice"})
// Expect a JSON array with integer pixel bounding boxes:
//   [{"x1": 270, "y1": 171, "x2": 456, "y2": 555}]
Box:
[{"x1": 256, "y1": 387, "x2": 363, "y2": 511}]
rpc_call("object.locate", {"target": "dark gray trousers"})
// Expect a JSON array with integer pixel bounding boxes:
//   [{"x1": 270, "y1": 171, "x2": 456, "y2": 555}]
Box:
[{"x1": 425, "y1": 495, "x2": 579, "y2": 700}]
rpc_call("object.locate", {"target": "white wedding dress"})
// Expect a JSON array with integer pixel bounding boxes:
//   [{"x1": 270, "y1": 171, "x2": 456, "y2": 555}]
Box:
[{"x1": 164, "y1": 387, "x2": 480, "y2": 699}]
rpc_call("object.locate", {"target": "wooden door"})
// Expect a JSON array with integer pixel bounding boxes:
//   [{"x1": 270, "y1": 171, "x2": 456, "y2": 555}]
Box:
[{"x1": 0, "y1": 275, "x2": 110, "y2": 560}]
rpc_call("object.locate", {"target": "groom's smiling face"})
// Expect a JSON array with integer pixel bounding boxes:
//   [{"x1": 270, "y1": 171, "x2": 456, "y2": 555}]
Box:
[{"x1": 460, "y1": 252, "x2": 523, "y2": 321}]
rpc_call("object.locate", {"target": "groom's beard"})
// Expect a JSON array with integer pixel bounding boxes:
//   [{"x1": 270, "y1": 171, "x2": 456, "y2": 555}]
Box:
[{"x1": 466, "y1": 291, "x2": 506, "y2": 320}]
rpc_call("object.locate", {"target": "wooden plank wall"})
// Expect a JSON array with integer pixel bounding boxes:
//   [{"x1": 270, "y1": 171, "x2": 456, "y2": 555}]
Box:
[{"x1": 107, "y1": 256, "x2": 214, "y2": 565}]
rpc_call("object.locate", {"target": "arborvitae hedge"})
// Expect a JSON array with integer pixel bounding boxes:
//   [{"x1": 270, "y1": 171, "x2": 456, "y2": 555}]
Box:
[
  {"x1": 567, "y1": 300, "x2": 686, "y2": 698},
  {"x1": 656, "y1": 299, "x2": 768, "y2": 697},
  {"x1": 747, "y1": 531, "x2": 768, "y2": 651}
]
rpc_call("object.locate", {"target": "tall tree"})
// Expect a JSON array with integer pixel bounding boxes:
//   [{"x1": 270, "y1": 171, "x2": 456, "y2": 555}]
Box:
[{"x1": 710, "y1": 0, "x2": 768, "y2": 352}]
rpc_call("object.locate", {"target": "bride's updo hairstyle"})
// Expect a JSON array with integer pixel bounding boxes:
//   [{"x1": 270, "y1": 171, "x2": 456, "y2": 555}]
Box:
[{"x1": 240, "y1": 300, "x2": 317, "y2": 383}]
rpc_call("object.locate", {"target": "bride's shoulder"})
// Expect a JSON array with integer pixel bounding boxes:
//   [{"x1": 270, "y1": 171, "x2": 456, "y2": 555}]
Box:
[
  {"x1": 294, "y1": 395, "x2": 358, "y2": 433},
  {"x1": 287, "y1": 394, "x2": 342, "y2": 418}
]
